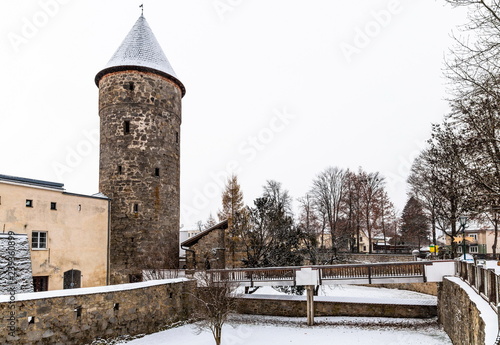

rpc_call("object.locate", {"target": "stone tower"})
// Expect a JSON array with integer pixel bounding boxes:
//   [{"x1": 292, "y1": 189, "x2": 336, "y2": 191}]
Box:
[{"x1": 95, "y1": 15, "x2": 185, "y2": 284}]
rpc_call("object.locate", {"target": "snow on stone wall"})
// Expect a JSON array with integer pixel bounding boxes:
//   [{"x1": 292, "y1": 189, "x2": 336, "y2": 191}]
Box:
[{"x1": 0, "y1": 233, "x2": 34, "y2": 294}]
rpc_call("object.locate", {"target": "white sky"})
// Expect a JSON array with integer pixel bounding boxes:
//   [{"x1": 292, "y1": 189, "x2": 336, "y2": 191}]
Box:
[{"x1": 0, "y1": 1, "x2": 468, "y2": 229}]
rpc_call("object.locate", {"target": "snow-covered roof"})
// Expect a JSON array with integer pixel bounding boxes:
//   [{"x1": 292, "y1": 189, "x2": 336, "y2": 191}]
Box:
[{"x1": 95, "y1": 15, "x2": 185, "y2": 96}]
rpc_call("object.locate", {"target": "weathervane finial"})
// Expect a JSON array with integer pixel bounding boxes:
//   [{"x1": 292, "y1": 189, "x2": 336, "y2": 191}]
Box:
[{"x1": 140, "y1": 4, "x2": 144, "y2": 16}]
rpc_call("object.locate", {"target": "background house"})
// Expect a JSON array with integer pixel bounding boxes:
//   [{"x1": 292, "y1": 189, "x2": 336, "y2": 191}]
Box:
[
  {"x1": 442, "y1": 220, "x2": 500, "y2": 257},
  {"x1": 0, "y1": 174, "x2": 110, "y2": 291}
]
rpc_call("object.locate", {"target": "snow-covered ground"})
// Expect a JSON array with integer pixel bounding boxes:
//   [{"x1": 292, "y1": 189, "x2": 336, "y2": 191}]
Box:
[
  {"x1": 245, "y1": 284, "x2": 436, "y2": 300},
  {"x1": 115, "y1": 285, "x2": 448, "y2": 345},
  {"x1": 122, "y1": 315, "x2": 450, "y2": 345}
]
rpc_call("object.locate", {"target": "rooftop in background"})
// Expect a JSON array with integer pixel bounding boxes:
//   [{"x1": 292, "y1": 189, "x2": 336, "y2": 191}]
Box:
[
  {"x1": 95, "y1": 15, "x2": 185, "y2": 96},
  {"x1": 0, "y1": 173, "x2": 108, "y2": 200},
  {"x1": 181, "y1": 219, "x2": 228, "y2": 247},
  {"x1": 0, "y1": 174, "x2": 65, "y2": 191}
]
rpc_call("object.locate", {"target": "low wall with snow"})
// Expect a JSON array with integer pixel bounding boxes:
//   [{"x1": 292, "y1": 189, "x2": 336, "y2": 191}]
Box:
[
  {"x1": 364, "y1": 282, "x2": 439, "y2": 296},
  {"x1": 0, "y1": 278, "x2": 196, "y2": 345},
  {"x1": 236, "y1": 294, "x2": 437, "y2": 318},
  {"x1": 438, "y1": 277, "x2": 497, "y2": 345}
]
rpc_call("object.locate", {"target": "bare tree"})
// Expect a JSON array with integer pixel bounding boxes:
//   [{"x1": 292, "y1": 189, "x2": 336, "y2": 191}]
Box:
[
  {"x1": 191, "y1": 271, "x2": 240, "y2": 345},
  {"x1": 376, "y1": 190, "x2": 397, "y2": 253},
  {"x1": 408, "y1": 151, "x2": 443, "y2": 249},
  {"x1": 358, "y1": 169, "x2": 385, "y2": 254},
  {"x1": 310, "y1": 167, "x2": 347, "y2": 255},
  {"x1": 444, "y1": 0, "x2": 500, "y2": 99},
  {"x1": 342, "y1": 170, "x2": 364, "y2": 253},
  {"x1": 297, "y1": 193, "x2": 322, "y2": 264}
]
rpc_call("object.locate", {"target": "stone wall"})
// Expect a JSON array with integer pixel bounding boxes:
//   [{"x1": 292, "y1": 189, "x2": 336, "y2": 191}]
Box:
[
  {"x1": 438, "y1": 277, "x2": 487, "y2": 345},
  {"x1": 364, "y1": 282, "x2": 439, "y2": 296},
  {"x1": 236, "y1": 295, "x2": 436, "y2": 319},
  {"x1": 0, "y1": 233, "x2": 33, "y2": 294},
  {"x1": 0, "y1": 279, "x2": 195, "y2": 345},
  {"x1": 188, "y1": 228, "x2": 225, "y2": 270},
  {"x1": 98, "y1": 70, "x2": 182, "y2": 284}
]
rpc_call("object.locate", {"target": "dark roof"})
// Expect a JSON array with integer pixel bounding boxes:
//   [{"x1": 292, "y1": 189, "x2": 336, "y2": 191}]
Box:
[
  {"x1": 0, "y1": 174, "x2": 64, "y2": 191},
  {"x1": 181, "y1": 219, "x2": 228, "y2": 247}
]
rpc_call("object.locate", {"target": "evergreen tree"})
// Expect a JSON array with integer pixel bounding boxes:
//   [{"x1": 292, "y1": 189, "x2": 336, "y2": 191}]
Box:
[
  {"x1": 217, "y1": 174, "x2": 247, "y2": 267},
  {"x1": 400, "y1": 197, "x2": 429, "y2": 249}
]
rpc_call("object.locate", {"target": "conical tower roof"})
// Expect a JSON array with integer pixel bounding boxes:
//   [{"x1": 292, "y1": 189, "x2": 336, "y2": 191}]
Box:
[{"x1": 95, "y1": 15, "x2": 185, "y2": 96}]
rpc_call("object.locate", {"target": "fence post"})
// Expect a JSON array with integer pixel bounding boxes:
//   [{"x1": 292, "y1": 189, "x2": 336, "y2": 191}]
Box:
[{"x1": 306, "y1": 285, "x2": 314, "y2": 326}]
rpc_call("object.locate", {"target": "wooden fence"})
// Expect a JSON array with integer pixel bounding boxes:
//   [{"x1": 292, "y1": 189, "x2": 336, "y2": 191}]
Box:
[
  {"x1": 457, "y1": 261, "x2": 500, "y2": 309},
  {"x1": 203, "y1": 261, "x2": 432, "y2": 287}
]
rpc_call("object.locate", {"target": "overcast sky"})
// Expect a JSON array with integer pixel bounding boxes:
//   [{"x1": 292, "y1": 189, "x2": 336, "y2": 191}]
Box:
[{"x1": 0, "y1": 1, "x2": 468, "y2": 228}]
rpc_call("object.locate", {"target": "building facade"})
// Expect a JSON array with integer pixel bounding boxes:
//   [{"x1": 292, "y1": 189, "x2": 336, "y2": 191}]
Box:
[
  {"x1": 0, "y1": 174, "x2": 109, "y2": 291},
  {"x1": 181, "y1": 220, "x2": 249, "y2": 269},
  {"x1": 95, "y1": 15, "x2": 185, "y2": 284},
  {"x1": 447, "y1": 222, "x2": 500, "y2": 257}
]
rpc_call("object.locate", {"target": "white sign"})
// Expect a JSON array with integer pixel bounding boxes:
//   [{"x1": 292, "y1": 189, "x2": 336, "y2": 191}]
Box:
[{"x1": 296, "y1": 267, "x2": 319, "y2": 286}]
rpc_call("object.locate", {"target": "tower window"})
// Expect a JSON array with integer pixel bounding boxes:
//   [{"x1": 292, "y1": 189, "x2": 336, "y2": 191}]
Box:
[
  {"x1": 124, "y1": 121, "x2": 130, "y2": 134},
  {"x1": 118, "y1": 165, "x2": 123, "y2": 174},
  {"x1": 175, "y1": 131, "x2": 179, "y2": 144},
  {"x1": 155, "y1": 168, "x2": 160, "y2": 177},
  {"x1": 133, "y1": 203, "x2": 139, "y2": 213},
  {"x1": 75, "y1": 306, "x2": 82, "y2": 318},
  {"x1": 124, "y1": 81, "x2": 134, "y2": 91}
]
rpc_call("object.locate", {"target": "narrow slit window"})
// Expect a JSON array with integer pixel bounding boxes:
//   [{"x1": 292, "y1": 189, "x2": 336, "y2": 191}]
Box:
[
  {"x1": 75, "y1": 306, "x2": 82, "y2": 318},
  {"x1": 133, "y1": 204, "x2": 139, "y2": 213},
  {"x1": 175, "y1": 131, "x2": 179, "y2": 144},
  {"x1": 155, "y1": 168, "x2": 160, "y2": 177},
  {"x1": 124, "y1": 120, "x2": 130, "y2": 134},
  {"x1": 118, "y1": 165, "x2": 123, "y2": 174}
]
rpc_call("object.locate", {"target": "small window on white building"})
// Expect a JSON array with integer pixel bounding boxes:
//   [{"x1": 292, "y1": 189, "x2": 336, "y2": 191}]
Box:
[
  {"x1": 469, "y1": 233, "x2": 478, "y2": 241},
  {"x1": 469, "y1": 246, "x2": 479, "y2": 254},
  {"x1": 32, "y1": 231, "x2": 47, "y2": 250}
]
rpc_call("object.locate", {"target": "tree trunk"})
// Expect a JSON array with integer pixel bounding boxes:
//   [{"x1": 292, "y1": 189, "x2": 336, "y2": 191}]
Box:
[
  {"x1": 493, "y1": 214, "x2": 498, "y2": 259},
  {"x1": 215, "y1": 326, "x2": 222, "y2": 345}
]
